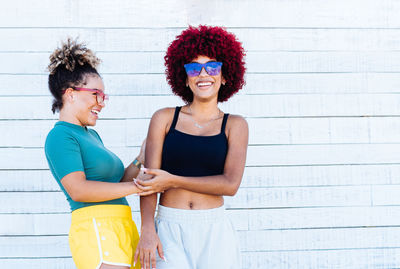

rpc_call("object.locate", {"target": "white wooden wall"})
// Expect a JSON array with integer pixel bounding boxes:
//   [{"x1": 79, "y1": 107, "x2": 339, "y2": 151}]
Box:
[{"x1": 1, "y1": 1, "x2": 400, "y2": 268}]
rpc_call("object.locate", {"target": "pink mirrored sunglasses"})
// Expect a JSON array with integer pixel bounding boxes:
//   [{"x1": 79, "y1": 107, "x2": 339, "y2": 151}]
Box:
[{"x1": 65, "y1": 87, "x2": 109, "y2": 105}]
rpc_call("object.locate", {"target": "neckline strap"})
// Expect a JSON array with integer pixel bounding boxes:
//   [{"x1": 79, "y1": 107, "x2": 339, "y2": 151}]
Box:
[
  {"x1": 220, "y1": 113, "x2": 229, "y2": 133},
  {"x1": 170, "y1": 106, "x2": 182, "y2": 130}
]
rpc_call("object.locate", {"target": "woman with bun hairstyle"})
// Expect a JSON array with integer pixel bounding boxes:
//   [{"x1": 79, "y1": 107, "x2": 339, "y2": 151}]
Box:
[
  {"x1": 134, "y1": 25, "x2": 248, "y2": 269},
  {"x1": 45, "y1": 38, "x2": 142, "y2": 269}
]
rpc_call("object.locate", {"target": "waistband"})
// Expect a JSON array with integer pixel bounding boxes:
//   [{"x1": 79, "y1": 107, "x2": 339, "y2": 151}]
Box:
[
  {"x1": 71, "y1": 204, "x2": 132, "y2": 223},
  {"x1": 156, "y1": 204, "x2": 226, "y2": 224}
]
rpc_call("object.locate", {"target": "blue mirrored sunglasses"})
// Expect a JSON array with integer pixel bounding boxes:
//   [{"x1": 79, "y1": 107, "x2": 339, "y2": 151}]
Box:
[{"x1": 184, "y1": 61, "x2": 223, "y2": 77}]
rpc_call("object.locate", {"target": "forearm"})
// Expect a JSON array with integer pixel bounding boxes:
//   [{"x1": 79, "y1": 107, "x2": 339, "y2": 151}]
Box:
[
  {"x1": 140, "y1": 194, "x2": 158, "y2": 232},
  {"x1": 121, "y1": 162, "x2": 141, "y2": 182},
  {"x1": 139, "y1": 108, "x2": 169, "y2": 230},
  {"x1": 171, "y1": 174, "x2": 241, "y2": 196},
  {"x1": 69, "y1": 180, "x2": 140, "y2": 202}
]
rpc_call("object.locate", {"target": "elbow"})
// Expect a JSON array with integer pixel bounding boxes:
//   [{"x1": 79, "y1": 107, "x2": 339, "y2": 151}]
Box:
[
  {"x1": 72, "y1": 196, "x2": 84, "y2": 202},
  {"x1": 60, "y1": 174, "x2": 89, "y2": 202},
  {"x1": 70, "y1": 193, "x2": 82, "y2": 202},
  {"x1": 68, "y1": 189, "x2": 86, "y2": 202},
  {"x1": 223, "y1": 177, "x2": 241, "y2": 196},
  {"x1": 224, "y1": 186, "x2": 239, "y2": 196}
]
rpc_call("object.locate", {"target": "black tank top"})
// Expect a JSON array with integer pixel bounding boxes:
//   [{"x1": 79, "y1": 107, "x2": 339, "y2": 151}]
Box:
[{"x1": 161, "y1": 106, "x2": 229, "y2": 177}]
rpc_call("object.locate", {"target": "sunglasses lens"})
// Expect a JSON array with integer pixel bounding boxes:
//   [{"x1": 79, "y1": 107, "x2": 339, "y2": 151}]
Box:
[
  {"x1": 96, "y1": 92, "x2": 109, "y2": 104},
  {"x1": 184, "y1": 63, "x2": 202, "y2": 77},
  {"x1": 205, "y1": 62, "x2": 222, "y2": 76}
]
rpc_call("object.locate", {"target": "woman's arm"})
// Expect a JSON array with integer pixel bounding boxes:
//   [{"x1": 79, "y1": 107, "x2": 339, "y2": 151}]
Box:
[
  {"x1": 61, "y1": 171, "x2": 141, "y2": 202},
  {"x1": 134, "y1": 108, "x2": 171, "y2": 268},
  {"x1": 62, "y1": 139, "x2": 147, "y2": 201},
  {"x1": 136, "y1": 115, "x2": 249, "y2": 196}
]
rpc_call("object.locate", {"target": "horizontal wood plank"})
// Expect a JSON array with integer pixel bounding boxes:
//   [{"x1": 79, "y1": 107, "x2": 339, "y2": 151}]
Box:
[
  {"x1": 241, "y1": 164, "x2": 400, "y2": 187},
  {"x1": 246, "y1": 144, "x2": 400, "y2": 166},
  {"x1": 228, "y1": 186, "x2": 371, "y2": 209},
  {"x1": 0, "y1": 235, "x2": 71, "y2": 258},
  {"x1": 242, "y1": 249, "x2": 400, "y2": 269},
  {"x1": 1, "y1": 0, "x2": 400, "y2": 28},
  {"x1": 0, "y1": 213, "x2": 143, "y2": 236},
  {"x1": 0, "y1": 192, "x2": 141, "y2": 213},
  {"x1": 2, "y1": 28, "x2": 400, "y2": 52},
  {"x1": 0, "y1": 258, "x2": 75, "y2": 269},
  {"x1": 246, "y1": 206, "x2": 400, "y2": 230},
  {"x1": 4, "y1": 51, "x2": 400, "y2": 74},
  {"x1": 238, "y1": 227, "x2": 400, "y2": 251},
  {"x1": 373, "y1": 185, "x2": 400, "y2": 206}
]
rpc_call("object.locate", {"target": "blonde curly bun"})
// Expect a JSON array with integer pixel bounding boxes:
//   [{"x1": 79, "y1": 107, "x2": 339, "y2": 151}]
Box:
[{"x1": 48, "y1": 38, "x2": 101, "y2": 75}]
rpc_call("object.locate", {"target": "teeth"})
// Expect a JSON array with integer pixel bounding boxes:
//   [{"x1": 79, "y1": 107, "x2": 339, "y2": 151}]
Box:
[
  {"x1": 91, "y1": 110, "x2": 99, "y2": 115},
  {"x1": 197, "y1": 82, "x2": 212, "y2": 86}
]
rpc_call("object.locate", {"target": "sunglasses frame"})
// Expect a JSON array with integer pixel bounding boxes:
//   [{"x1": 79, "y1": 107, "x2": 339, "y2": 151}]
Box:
[
  {"x1": 69, "y1": 87, "x2": 109, "y2": 105},
  {"x1": 184, "y1": 61, "x2": 223, "y2": 77}
]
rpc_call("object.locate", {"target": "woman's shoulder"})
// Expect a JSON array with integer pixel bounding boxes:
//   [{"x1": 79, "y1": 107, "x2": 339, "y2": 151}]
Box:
[
  {"x1": 226, "y1": 114, "x2": 248, "y2": 126},
  {"x1": 45, "y1": 124, "x2": 78, "y2": 155},
  {"x1": 225, "y1": 113, "x2": 248, "y2": 134},
  {"x1": 46, "y1": 123, "x2": 72, "y2": 140},
  {"x1": 148, "y1": 107, "x2": 180, "y2": 134},
  {"x1": 151, "y1": 106, "x2": 178, "y2": 122},
  {"x1": 45, "y1": 122, "x2": 81, "y2": 147}
]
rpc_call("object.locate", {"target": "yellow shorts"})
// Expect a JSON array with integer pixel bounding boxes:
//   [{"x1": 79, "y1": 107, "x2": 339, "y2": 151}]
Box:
[{"x1": 69, "y1": 204, "x2": 140, "y2": 269}]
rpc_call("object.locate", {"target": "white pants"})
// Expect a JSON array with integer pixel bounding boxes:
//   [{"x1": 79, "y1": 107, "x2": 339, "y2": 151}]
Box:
[{"x1": 155, "y1": 205, "x2": 241, "y2": 269}]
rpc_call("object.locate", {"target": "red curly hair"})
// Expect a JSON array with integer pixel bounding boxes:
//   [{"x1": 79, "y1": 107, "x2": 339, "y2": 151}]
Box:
[{"x1": 164, "y1": 25, "x2": 246, "y2": 103}]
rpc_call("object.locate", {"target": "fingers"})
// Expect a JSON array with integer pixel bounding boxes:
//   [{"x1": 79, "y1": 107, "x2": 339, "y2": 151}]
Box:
[
  {"x1": 134, "y1": 180, "x2": 160, "y2": 196},
  {"x1": 134, "y1": 179, "x2": 152, "y2": 190},
  {"x1": 133, "y1": 179, "x2": 144, "y2": 190},
  {"x1": 142, "y1": 251, "x2": 156, "y2": 269},
  {"x1": 150, "y1": 251, "x2": 157, "y2": 269},
  {"x1": 133, "y1": 248, "x2": 139, "y2": 267},
  {"x1": 135, "y1": 178, "x2": 154, "y2": 187},
  {"x1": 157, "y1": 242, "x2": 165, "y2": 262},
  {"x1": 138, "y1": 190, "x2": 157, "y2": 196},
  {"x1": 137, "y1": 171, "x2": 154, "y2": 181},
  {"x1": 141, "y1": 167, "x2": 158, "y2": 176},
  {"x1": 139, "y1": 250, "x2": 144, "y2": 269}
]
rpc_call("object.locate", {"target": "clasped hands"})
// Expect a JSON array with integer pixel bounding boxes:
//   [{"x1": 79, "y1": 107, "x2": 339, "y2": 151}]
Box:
[{"x1": 133, "y1": 167, "x2": 174, "y2": 196}]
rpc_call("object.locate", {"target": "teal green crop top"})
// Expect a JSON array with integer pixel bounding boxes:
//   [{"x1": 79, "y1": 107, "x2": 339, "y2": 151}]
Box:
[{"x1": 45, "y1": 121, "x2": 128, "y2": 211}]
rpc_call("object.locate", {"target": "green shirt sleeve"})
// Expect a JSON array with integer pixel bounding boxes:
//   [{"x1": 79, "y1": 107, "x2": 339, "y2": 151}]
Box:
[{"x1": 45, "y1": 128, "x2": 85, "y2": 182}]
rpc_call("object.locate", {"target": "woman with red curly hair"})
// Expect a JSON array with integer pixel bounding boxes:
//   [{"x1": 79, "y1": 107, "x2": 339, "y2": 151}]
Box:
[{"x1": 134, "y1": 25, "x2": 248, "y2": 269}]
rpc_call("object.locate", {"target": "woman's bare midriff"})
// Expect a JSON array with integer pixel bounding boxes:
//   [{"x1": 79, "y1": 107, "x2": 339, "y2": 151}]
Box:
[{"x1": 159, "y1": 188, "x2": 224, "y2": 210}]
